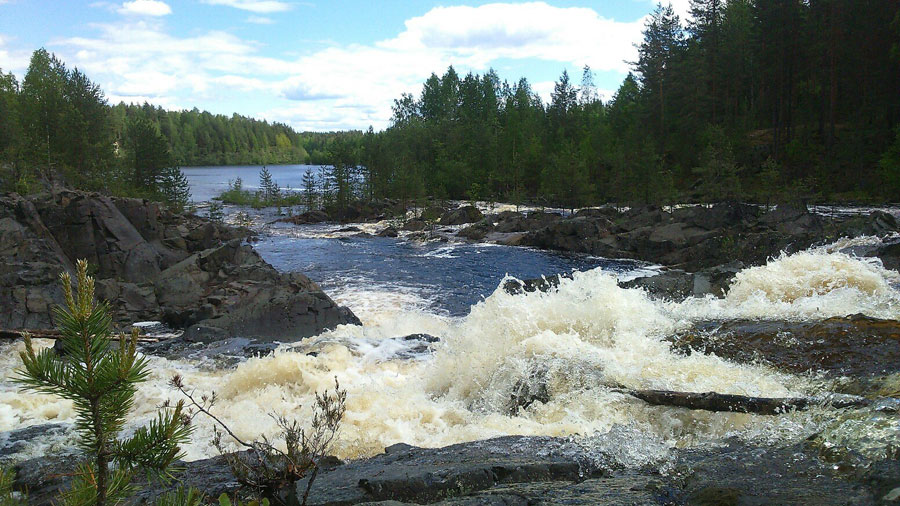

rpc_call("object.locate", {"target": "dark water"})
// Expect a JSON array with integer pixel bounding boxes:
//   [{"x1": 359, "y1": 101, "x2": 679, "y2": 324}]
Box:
[
  {"x1": 183, "y1": 164, "x2": 326, "y2": 202},
  {"x1": 254, "y1": 223, "x2": 650, "y2": 316}
]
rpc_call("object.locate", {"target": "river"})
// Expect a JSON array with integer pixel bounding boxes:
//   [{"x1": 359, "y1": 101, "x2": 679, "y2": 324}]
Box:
[{"x1": 0, "y1": 171, "x2": 898, "y2": 472}]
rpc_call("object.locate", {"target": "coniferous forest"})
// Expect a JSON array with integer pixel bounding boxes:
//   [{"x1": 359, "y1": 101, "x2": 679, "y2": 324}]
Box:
[
  {"x1": 358, "y1": 0, "x2": 900, "y2": 207},
  {"x1": 1, "y1": 0, "x2": 899, "y2": 209}
]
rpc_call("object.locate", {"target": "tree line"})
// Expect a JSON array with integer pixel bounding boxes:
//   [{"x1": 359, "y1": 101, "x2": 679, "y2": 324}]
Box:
[
  {"x1": 351, "y1": 0, "x2": 900, "y2": 208},
  {"x1": 0, "y1": 48, "x2": 332, "y2": 205},
  {"x1": 113, "y1": 103, "x2": 310, "y2": 167}
]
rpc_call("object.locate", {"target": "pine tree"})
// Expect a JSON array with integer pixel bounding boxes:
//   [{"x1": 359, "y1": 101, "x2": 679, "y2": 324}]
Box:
[
  {"x1": 159, "y1": 166, "x2": 191, "y2": 211},
  {"x1": 16, "y1": 260, "x2": 192, "y2": 506}
]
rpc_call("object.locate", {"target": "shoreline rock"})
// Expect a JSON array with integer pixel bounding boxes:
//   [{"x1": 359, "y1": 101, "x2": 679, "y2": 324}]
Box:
[{"x1": 0, "y1": 190, "x2": 360, "y2": 340}]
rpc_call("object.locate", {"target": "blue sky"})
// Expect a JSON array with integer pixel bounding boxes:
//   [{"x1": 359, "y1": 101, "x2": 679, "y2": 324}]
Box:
[{"x1": 0, "y1": 0, "x2": 690, "y2": 131}]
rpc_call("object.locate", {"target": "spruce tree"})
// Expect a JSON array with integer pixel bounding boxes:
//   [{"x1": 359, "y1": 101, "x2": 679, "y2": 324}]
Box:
[
  {"x1": 302, "y1": 168, "x2": 317, "y2": 211},
  {"x1": 16, "y1": 260, "x2": 192, "y2": 506}
]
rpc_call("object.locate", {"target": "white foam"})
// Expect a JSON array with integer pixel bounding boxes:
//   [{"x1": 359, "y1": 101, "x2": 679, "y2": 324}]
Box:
[{"x1": 1, "y1": 244, "x2": 898, "y2": 464}]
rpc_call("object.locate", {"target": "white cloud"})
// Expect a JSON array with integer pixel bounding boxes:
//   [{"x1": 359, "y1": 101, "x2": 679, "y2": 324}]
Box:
[
  {"x1": 246, "y1": 15, "x2": 274, "y2": 24},
  {"x1": 382, "y1": 2, "x2": 644, "y2": 73},
  {"x1": 201, "y1": 0, "x2": 291, "y2": 13},
  {"x1": 118, "y1": 0, "x2": 172, "y2": 16},
  {"x1": 0, "y1": 34, "x2": 32, "y2": 74},
  {"x1": 41, "y1": 2, "x2": 647, "y2": 131}
]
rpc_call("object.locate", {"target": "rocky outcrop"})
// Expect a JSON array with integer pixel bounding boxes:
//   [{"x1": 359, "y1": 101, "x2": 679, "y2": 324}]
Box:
[
  {"x1": 671, "y1": 315, "x2": 900, "y2": 381},
  {"x1": 519, "y1": 203, "x2": 900, "y2": 270},
  {"x1": 9, "y1": 432, "x2": 896, "y2": 506},
  {"x1": 0, "y1": 190, "x2": 359, "y2": 339}
]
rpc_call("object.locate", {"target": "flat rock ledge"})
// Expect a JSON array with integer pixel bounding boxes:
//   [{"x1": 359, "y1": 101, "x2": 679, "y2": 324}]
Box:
[{"x1": 7, "y1": 434, "x2": 899, "y2": 505}]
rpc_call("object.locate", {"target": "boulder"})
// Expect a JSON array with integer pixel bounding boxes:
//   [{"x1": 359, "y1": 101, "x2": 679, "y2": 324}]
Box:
[
  {"x1": 278, "y1": 210, "x2": 330, "y2": 225},
  {"x1": 401, "y1": 219, "x2": 427, "y2": 232},
  {"x1": 457, "y1": 221, "x2": 492, "y2": 241},
  {"x1": 439, "y1": 205, "x2": 484, "y2": 226},
  {"x1": 621, "y1": 262, "x2": 743, "y2": 300},
  {"x1": 377, "y1": 226, "x2": 399, "y2": 238}
]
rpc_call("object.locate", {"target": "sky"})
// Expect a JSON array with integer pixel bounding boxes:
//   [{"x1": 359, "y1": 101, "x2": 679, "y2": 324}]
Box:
[{"x1": 0, "y1": 0, "x2": 691, "y2": 132}]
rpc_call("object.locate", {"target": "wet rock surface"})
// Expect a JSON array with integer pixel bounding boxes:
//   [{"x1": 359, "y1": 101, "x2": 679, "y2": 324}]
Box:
[
  {"x1": 39, "y1": 435, "x2": 881, "y2": 506},
  {"x1": 0, "y1": 190, "x2": 359, "y2": 340},
  {"x1": 672, "y1": 314, "x2": 900, "y2": 380},
  {"x1": 512, "y1": 203, "x2": 899, "y2": 270}
]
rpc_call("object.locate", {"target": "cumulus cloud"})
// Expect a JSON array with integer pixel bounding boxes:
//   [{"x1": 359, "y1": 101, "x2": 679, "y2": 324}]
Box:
[
  {"x1": 201, "y1": 0, "x2": 291, "y2": 13},
  {"x1": 37, "y1": 1, "x2": 647, "y2": 130},
  {"x1": 118, "y1": 0, "x2": 172, "y2": 16},
  {"x1": 383, "y1": 2, "x2": 643, "y2": 73}
]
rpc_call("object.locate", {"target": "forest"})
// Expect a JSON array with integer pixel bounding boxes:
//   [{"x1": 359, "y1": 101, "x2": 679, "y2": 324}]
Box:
[
  {"x1": 1, "y1": 0, "x2": 899, "y2": 210},
  {"x1": 354, "y1": 0, "x2": 900, "y2": 207},
  {"x1": 0, "y1": 49, "x2": 330, "y2": 204}
]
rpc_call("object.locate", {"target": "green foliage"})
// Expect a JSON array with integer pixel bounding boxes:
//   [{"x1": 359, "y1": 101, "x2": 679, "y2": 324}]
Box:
[
  {"x1": 113, "y1": 103, "x2": 309, "y2": 167},
  {"x1": 693, "y1": 125, "x2": 742, "y2": 202},
  {"x1": 217, "y1": 170, "x2": 304, "y2": 209},
  {"x1": 0, "y1": 468, "x2": 25, "y2": 506},
  {"x1": 217, "y1": 493, "x2": 269, "y2": 506},
  {"x1": 154, "y1": 487, "x2": 205, "y2": 506},
  {"x1": 207, "y1": 201, "x2": 225, "y2": 223},
  {"x1": 878, "y1": 127, "x2": 900, "y2": 200},
  {"x1": 359, "y1": 1, "x2": 900, "y2": 206},
  {"x1": 159, "y1": 166, "x2": 192, "y2": 211},
  {"x1": 15, "y1": 260, "x2": 192, "y2": 506}
]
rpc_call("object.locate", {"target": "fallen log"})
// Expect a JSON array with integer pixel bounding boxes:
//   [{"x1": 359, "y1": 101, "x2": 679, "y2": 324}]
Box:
[
  {"x1": 0, "y1": 329, "x2": 159, "y2": 343},
  {"x1": 618, "y1": 388, "x2": 874, "y2": 415}
]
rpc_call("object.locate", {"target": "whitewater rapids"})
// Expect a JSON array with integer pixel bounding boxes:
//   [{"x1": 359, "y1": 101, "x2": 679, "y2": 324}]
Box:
[{"x1": 1, "y1": 244, "x2": 898, "y2": 465}]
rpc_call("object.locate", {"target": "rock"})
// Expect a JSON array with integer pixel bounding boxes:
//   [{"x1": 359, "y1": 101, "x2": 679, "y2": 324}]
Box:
[
  {"x1": 502, "y1": 273, "x2": 574, "y2": 295},
  {"x1": 338, "y1": 226, "x2": 362, "y2": 232},
  {"x1": 419, "y1": 205, "x2": 446, "y2": 222},
  {"x1": 622, "y1": 262, "x2": 743, "y2": 301},
  {"x1": 293, "y1": 436, "x2": 593, "y2": 505},
  {"x1": 439, "y1": 205, "x2": 484, "y2": 226},
  {"x1": 8, "y1": 433, "x2": 893, "y2": 506},
  {"x1": 401, "y1": 219, "x2": 427, "y2": 232},
  {"x1": 671, "y1": 314, "x2": 900, "y2": 382},
  {"x1": 457, "y1": 222, "x2": 492, "y2": 241},
  {"x1": 833, "y1": 210, "x2": 900, "y2": 237},
  {"x1": 278, "y1": 210, "x2": 330, "y2": 225},
  {"x1": 377, "y1": 226, "x2": 399, "y2": 238},
  {"x1": 0, "y1": 423, "x2": 73, "y2": 459},
  {"x1": 675, "y1": 439, "x2": 875, "y2": 506},
  {"x1": 494, "y1": 211, "x2": 562, "y2": 233},
  {"x1": 0, "y1": 190, "x2": 357, "y2": 342}
]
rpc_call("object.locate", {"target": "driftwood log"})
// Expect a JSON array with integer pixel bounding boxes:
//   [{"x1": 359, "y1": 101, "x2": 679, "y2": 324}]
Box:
[
  {"x1": 618, "y1": 388, "x2": 874, "y2": 415},
  {"x1": 0, "y1": 329, "x2": 158, "y2": 343}
]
